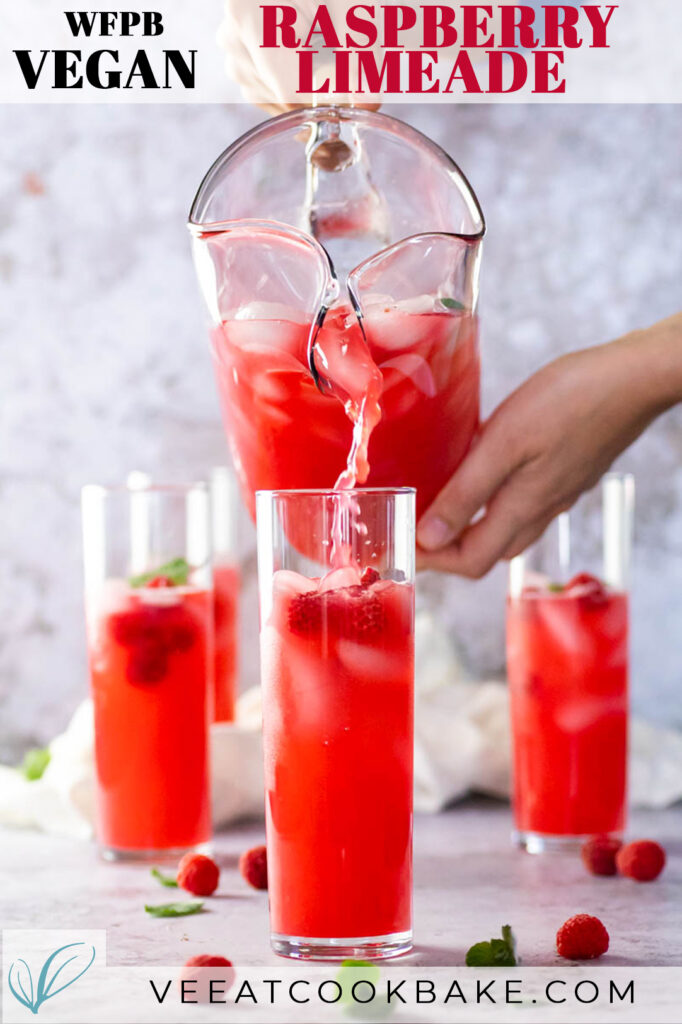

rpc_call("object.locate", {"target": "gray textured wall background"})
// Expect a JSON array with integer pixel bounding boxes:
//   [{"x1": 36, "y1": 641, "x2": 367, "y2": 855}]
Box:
[{"x1": 1, "y1": 104, "x2": 681, "y2": 761}]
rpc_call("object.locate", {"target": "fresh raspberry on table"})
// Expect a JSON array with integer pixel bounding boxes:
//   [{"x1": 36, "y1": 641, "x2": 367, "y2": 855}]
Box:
[
  {"x1": 239, "y1": 845, "x2": 268, "y2": 890},
  {"x1": 179, "y1": 955, "x2": 235, "y2": 1003},
  {"x1": 581, "y1": 836, "x2": 623, "y2": 876},
  {"x1": 616, "y1": 840, "x2": 666, "y2": 882},
  {"x1": 177, "y1": 853, "x2": 220, "y2": 896},
  {"x1": 556, "y1": 915, "x2": 609, "y2": 960}
]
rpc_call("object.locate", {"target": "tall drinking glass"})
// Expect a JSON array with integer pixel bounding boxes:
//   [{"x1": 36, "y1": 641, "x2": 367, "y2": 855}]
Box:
[
  {"x1": 82, "y1": 483, "x2": 213, "y2": 860},
  {"x1": 256, "y1": 487, "x2": 415, "y2": 959},
  {"x1": 210, "y1": 467, "x2": 241, "y2": 722},
  {"x1": 507, "y1": 473, "x2": 634, "y2": 853}
]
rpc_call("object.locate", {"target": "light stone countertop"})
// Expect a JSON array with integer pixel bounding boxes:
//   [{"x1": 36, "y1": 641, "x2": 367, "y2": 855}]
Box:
[{"x1": 2, "y1": 800, "x2": 680, "y2": 969}]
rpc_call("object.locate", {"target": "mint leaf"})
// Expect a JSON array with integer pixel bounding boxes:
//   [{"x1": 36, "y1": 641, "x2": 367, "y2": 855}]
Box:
[
  {"x1": 21, "y1": 747, "x2": 50, "y2": 781},
  {"x1": 547, "y1": 582, "x2": 564, "y2": 593},
  {"x1": 144, "y1": 901, "x2": 204, "y2": 918},
  {"x1": 130, "y1": 557, "x2": 190, "y2": 588},
  {"x1": 466, "y1": 925, "x2": 518, "y2": 967},
  {"x1": 440, "y1": 297, "x2": 466, "y2": 311},
  {"x1": 151, "y1": 867, "x2": 178, "y2": 888}
]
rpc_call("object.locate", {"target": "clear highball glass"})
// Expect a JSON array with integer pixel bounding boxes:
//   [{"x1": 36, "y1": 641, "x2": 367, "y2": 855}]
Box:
[
  {"x1": 256, "y1": 487, "x2": 415, "y2": 959},
  {"x1": 507, "y1": 473, "x2": 635, "y2": 853}
]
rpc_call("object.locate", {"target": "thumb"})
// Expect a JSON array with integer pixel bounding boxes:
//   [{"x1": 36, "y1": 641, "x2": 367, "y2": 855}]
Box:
[{"x1": 416, "y1": 427, "x2": 515, "y2": 552}]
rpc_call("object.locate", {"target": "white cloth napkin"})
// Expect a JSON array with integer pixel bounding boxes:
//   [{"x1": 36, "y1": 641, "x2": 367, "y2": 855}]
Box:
[{"x1": 1, "y1": 611, "x2": 681, "y2": 839}]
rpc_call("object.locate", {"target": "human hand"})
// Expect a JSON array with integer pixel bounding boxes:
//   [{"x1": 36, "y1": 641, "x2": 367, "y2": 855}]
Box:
[{"x1": 416, "y1": 315, "x2": 682, "y2": 577}]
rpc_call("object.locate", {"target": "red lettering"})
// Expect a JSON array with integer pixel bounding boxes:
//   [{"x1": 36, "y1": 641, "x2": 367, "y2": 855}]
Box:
[
  {"x1": 346, "y1": 5, "x2": 376, "y2": 48},
  {"x1": 533, "y1": 49, "x2": 566, "y2": 92},
  {"x1": 297, "y1": 50, "x2": 330, "y2": 91},
  {"x1": 382, "y1": 4, "x2": 417, "y2": 47},
  {"x1": 543, "y1": 5, "x2": 582, "y2": 48},
  {"x1": 407, "y1": 50, "x2": 439, "y2": 92},
  {"x1": 499, "y1": 5, "x2": 539, "y2": 48},
  {"x1": 488, "y1": 50, "x2": 528, "y2": 92},
  {"x1": 443, "y1": 50, "x2": 483, "y2": 93},
  {"x1": 303, "y1": 5, "x2": 341, "y2": 48},
  {"x1": 461, "y1": 4, "x2": 494, "y2": 47},
  {"x1": 422, "y1": 5, "x2": 457, "y2": 48},
  {"x1": 357, "y1": 49, "x2": 403, "y2": 91},
  {"x1": 261, "y1": 5, "x2": 299, "y2": 47},
  {"x1": 582, "y1": 4, "x2": 618, "y2": 46}
]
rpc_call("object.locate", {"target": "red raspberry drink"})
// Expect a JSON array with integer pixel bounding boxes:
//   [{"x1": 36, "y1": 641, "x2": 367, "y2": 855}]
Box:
[
  {"x1": 256, "y1": 488, "x2": 416, "y2": 959},
  {"x1": 507, "y1": 573, "x2": 628, "y2": 848},
  {"x1": 82, "y1": 481, "x2": 214, "y2": 861},
  {"x1": 87, "y1": 579, "x2": 213, "y2": 857},
  {"x1": 212, "y1": 302, "x2": 479, "y2": 520},
  {"x1": 212, "y1": 562, "x2": 240, "y2": 722}
]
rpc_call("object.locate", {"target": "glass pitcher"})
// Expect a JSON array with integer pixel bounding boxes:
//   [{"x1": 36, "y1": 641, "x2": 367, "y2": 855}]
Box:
[{"x1": 189, "y1": 107, "x2": 485, "y2": 520}]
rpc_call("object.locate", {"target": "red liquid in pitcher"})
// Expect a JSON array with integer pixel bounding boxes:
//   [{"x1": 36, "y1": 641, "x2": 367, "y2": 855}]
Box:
[
  {"x1": 262, "y1": 566, "x2": 414, "y2": 939},
  {"x1": 507, "y1": 574, "x2": 628, "y2": 838},
  {"x1": 212, "y1": 303, "x2": 479, "y2": 518}
]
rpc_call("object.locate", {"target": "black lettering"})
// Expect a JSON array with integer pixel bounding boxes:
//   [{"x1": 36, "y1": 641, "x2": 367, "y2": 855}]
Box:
[
  {"x1": 387, "y1": 979, "x2": 407, "y2": 1004},
  {"x1": 417, "y1": 979, "x2": 436, "y2": 1003},
  {"x1": 180, "y1": 980, "x2": 197, "y2": 1003},
  {"x1": 477, "y1": 980, "x2": 496, "y2": 1003},
  {"x1": 99, "y1": 13, "x2": 117, "y2": 35},
  {"x1": 289, "y1": 981, "x2": 310, "y2": 1004},
  {"x1": 64, "y1": 12, "x2": 97, "y2": 36},
  {"x1": 54, "y1": 50, "x2": 83, "y2": 88},
  {"x1": 13, "y1": 50, "x2": 50, "y2": 89},
  {"x1": 575, "y1": 981, "x2": 599, "y2": 1004},
  {"x1": 234, "y1": 980, "x2": 257, "y2": 1003},
  {"x1": 444, "y1": 980, "x2": 467, "y2": 1003},
  {"x1": 85, "y1": 50, "x2": 120, "y2": 89},
  {"x1": 121, "y1": 12, "x2": 142, "y2": 34},
  {"x1": 352, "y1": 981, "x2": 375, "y2": 1004},
  {"x1": 148, "y1": 980, "x2": 171, "y2": 1004},
  {"x1": 611, "y1": 980, "x2": 634, "y2": 1004},
  {"x1": 209, "y1": 980, "x2": 226, "y2": 1003},
  {"x1": 546, "y1": 980, "x2": 566, "y2": 1004},
  {"x1": 146, "y1": 12, "x2": 164, "y2": 36},
  {"x1": 164, "y1": 50, "x2": 195, "y2": 88},
  {"x1": 124, "y1": 50, "x2": 158, "y2": 89},
  {"x1": 506, "y1": 980, "x2": 522, "y2": 1004},
  {"x1": 263, "y1": 980, "x2": 281, "y2": 1003},
  {"x1": 318, "y1": 981, "x2": 342, "y2": 1004}
]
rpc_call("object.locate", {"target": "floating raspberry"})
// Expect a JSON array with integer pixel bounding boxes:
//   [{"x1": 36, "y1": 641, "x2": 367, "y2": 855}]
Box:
[
  {"x1": 161, "y1": 607, "x2": 197, "y2": 652},
  {"x1": 179, "y1": 955, "x2": 235, "y2": 1003},
  {"x1": 581, "y1": 836, "x2": 623, "y2": 876},
  {"x1": 147, "y1": 575, "x2": 175, "y2": 589},
  {"x1": 110, "y1": 609, "x2": 153, "y2": 647},
  {"x1": 339, "y1": 590, "x2": 385, "y2": 638},
  {"x1": 616, "y1": 840, "x2": 666, "y2": 882},
  {"x1": 565, "y1": 572, "x2": 608, "y2": 609},
  {"x1": 177, "y1": 853, "x2": 220, "y2": 896},
  {"x1": 288, "y1": 592, "x2": 323, "y2": 637},
  {"x1": 360, "y1": 567, "x2": 380, "y2": 587},
  {"x1": 127, "y1": 644, "x2": 167, "y2": 685},
  {"x1": 556, "y1": 915, "x2": 609, "y2": 960},
  {"x1": 239, "y1": 845, "x2": 268, "y2": 890}
]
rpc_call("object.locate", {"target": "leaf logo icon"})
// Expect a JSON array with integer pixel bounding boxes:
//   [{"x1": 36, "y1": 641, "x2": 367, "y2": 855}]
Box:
[{"x1": 8, "y1": 942, "x2": 96, "y2": 1014}]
